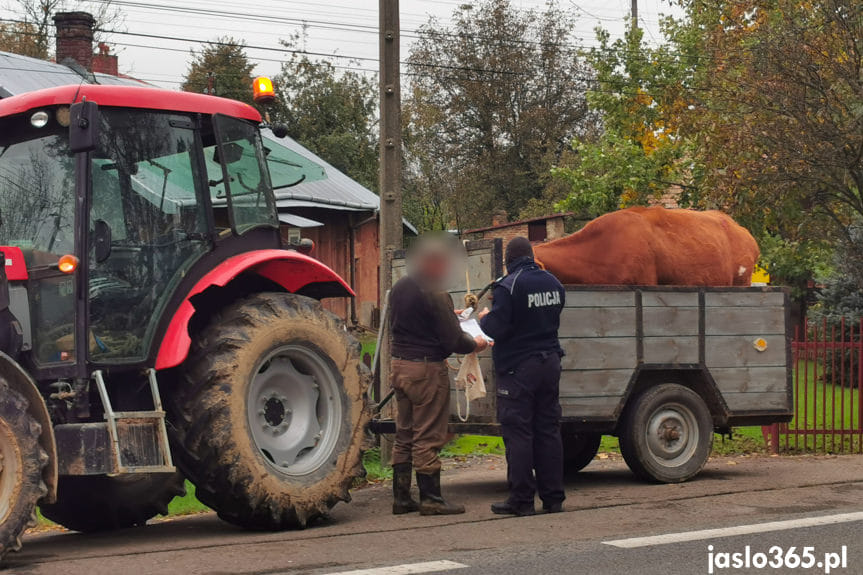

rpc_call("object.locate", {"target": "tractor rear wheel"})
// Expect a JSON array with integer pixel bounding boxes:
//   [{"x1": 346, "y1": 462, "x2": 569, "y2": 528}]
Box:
[
  {"x1": 170, "y1": 293, "x2": 370, "y2": 530},
  {"x1": 40, "y1": 472, "x2": 185, "y2": 532},
  {"x1": 0, "y1": 377, "x2": 47, "y2": 559}
]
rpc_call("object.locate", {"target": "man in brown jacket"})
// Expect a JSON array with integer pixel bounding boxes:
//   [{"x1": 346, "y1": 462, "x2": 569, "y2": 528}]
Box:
[{"x1": 389, "y1": 235, "x2": 487, "y2": 515}]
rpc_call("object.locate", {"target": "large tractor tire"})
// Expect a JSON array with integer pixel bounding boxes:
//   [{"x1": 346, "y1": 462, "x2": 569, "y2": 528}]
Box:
[
  {"x1": 619, "y1": 383, "x2": 713, "y2": 483},
  {"x1": 170, "y1": 293, "x2": 370, "y2": 530},
  {"x1": 40, "y1": 472, "x2": 186, "y2": 532},
  {"x1": 0, "y1": 377, "x2": 48, "y2": 559},
  {"x1": 562, "y1": 432, "x2": 601, "y2": 474}
]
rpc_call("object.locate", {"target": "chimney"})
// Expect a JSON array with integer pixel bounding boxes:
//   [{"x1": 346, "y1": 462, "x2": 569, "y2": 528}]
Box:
[
  {"x1": 92, "y1": 42, "x2": 118, "y2": 76},
  {"x1": 54, "y1": 12, "x2": 95, "y2": 72},
  {"x1": 492, "y1": 210, "x2": 508, "y2": 227}
]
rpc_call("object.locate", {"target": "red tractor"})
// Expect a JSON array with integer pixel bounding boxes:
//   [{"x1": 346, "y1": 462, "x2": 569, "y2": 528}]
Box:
[{"x1": 0, "y1": 84, "x2": 369, "y2": 557}]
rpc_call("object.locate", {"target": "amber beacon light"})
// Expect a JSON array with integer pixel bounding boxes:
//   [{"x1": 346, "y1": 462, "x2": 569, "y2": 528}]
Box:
[
  {"x1": 57, "y1": 254, "x2": 79, "y2": 274},
  {"x1": 253, "y1": 76, "x2": 275, "y2": 105}
]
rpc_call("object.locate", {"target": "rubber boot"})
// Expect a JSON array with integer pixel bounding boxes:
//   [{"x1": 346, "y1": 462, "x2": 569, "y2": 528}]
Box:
[
  {"x1": 392, "y1": 463, "x2": 419, "y2": 515},
  {"x1": 416, "y1": 471, "x2": 465, "y2": 515}
]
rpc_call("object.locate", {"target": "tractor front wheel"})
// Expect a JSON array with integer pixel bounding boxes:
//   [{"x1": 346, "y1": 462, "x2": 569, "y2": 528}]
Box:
[{"x1": 170, "y1": 293, "x2": 370, "y2": 530}]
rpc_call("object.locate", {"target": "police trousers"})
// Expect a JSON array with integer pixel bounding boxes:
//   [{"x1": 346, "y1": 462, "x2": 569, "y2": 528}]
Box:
[
  {"x1": 496, "y1": 352, "x2": 565, "y2": 508},
  {"x1": 391, "y1": 359, "x2": 451, "y2": 474}
]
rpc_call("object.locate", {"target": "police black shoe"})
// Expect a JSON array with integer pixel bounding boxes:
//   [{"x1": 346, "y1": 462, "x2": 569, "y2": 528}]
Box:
[
  {"x1": 542, "y1": 502, "x2": 564, "y2": 514},
  {"x1": 491, "y1": 501, "x2": 536, "y2": 516}
]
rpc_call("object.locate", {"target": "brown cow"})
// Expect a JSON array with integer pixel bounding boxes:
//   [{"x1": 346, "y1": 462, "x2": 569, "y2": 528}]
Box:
[{"x1": 533, "y1": 207, "x2": 759, "y2": 286}]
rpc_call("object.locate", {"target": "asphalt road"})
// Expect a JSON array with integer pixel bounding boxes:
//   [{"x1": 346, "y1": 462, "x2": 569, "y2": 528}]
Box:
[{"x1": 6, "y1": 454, "x2": 863, "y2": 575}]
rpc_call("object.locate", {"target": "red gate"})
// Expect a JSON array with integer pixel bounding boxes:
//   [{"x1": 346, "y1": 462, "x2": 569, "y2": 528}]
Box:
[{"x1": 764, "y1": 319, "x2": 863, "y2": 453}]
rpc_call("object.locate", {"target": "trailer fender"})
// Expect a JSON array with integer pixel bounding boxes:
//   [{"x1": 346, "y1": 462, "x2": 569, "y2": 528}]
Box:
[
  {"x1": 0, "y1": 351, "x2": 57, "y2": 503},
  {"x1": 155, "y1": 249, "x2": 354, "y2": 370},
  {"x1": 616, "y1": 366, "x2": 730, "y2": 428}
]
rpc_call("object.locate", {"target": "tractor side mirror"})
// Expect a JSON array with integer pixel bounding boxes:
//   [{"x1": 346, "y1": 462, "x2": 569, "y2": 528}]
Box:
[
  {"x1": 93, "y1": 219, "x2": 112, "y2": 263},
  {"x1": 69, "y1": 100, "x2": 100, "y2": 153},
  {"x1": 213, "y1": 142, "x2": 244, "y2": 165}
]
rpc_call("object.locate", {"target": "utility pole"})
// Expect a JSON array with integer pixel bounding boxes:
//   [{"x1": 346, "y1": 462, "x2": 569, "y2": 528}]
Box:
[
  {"x1": 378, "y1": 0, "x2": 402, "y2": 463},
  {"x1": 631, "y1": 0, "x2": 638, "y2": 29}
]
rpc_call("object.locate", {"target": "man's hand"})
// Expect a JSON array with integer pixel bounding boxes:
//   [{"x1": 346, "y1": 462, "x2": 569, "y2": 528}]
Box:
[
  {"x1": 478, "y1": 307, "x2": 490, "y2": 320},
  {"x1": 474, "y1": 335, "x2": 489, "y2": 352}
]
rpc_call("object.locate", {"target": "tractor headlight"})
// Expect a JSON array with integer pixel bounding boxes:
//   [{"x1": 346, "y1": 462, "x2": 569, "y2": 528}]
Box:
[{"x1": 30, "y1": 110, "x2": 49, "y2": 128}]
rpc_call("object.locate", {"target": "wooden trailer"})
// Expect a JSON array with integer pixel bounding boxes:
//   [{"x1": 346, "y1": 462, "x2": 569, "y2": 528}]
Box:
[{"x1": 373, "y1": 240, "x2": 793, "y2": 483}]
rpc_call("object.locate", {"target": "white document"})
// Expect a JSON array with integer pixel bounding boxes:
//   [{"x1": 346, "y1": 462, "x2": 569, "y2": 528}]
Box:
[{"x1": 460, "y1": 318, "x2": 492, "y2": 342}]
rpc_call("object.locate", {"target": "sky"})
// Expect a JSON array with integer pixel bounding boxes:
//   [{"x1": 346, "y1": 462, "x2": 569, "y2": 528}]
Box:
[{"x1": 1, "y1": 0, "x2": 683, "y2": 90}]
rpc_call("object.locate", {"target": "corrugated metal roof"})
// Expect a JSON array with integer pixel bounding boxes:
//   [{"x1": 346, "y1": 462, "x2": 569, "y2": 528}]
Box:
[
  {"x1": 263, "y1": 128, "x2": 380, "y2": 212},
  {"x1": 0, "y1": 52, "x2": 82, "y2": 97},
  {"x1": 0, "y1": 51, "x2": 148, "y2": 98}
]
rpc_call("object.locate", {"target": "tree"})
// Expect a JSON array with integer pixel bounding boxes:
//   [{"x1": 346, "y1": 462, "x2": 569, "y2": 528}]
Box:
[
  {"x1": 404, "y1": 0, "x2": 596, "y2": 231},
  {"x1": 554, "y1": 23, "x2": 697, "y2": 218},
  {"x1": 0, "y1": 20, "x2": 42, "y2": 58},
  {"x1": 673, "y1": 0, "x2": 863, "y2": 242},
  {"x1": 2, "y1": 0, "x2": 122, "y2": 59},
  {"x1": 271, "y1": 54, "x2": 378, "y2": 192},
  {"x1": 182, "y1": 38, "x2": 256, "y2": 106}
]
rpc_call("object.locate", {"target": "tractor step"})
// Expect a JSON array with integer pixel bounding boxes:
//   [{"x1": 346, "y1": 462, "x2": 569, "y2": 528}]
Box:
[{"x1": 92, "y1": 368, "x2": 175, "y2": 474}]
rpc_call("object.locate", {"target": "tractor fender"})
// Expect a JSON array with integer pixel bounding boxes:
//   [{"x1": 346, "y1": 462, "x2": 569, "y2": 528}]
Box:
[
  {"x1": 155, "y1": 249, "x2": 354, "y2": 370},
  {"x1": 0, "y1": 351, "x2": 57, "y2": 503}
]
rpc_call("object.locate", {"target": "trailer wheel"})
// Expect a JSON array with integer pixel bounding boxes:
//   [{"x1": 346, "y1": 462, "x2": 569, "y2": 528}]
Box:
[
  {"x1": 170, "y1": 293, "x2": 370, "y2": 530},
  {"x1": 620, "y1": 383, "x2": 713, "y2": 483},
  {"x1": 0, "y1": 377, "x2": 47, "y2": 559},
  {"x1": 40, "y1": 473, "x2": 185, "y2": 532},
  {"x1": 562, "y1": 432, "x2": 601, "y2": 473}
]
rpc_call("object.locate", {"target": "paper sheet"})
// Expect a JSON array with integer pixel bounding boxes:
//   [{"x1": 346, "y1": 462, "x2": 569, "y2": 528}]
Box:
[{"x1": 460, "y1": 318, "x2": 492, "y2": 342}]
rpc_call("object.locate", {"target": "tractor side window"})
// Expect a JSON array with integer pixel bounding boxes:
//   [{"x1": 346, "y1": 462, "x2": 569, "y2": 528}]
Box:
[
  {"x1": 88, "y1": 110, "x2": 208, "y2": 363},
  {"x1": 211, "y1": 114, "x2": 278, "y2": 235}
]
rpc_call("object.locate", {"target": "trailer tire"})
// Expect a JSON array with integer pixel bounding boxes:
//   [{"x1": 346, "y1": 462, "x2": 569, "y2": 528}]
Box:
[
  {"x1": 40, "y1": 473, "x2": 186, "y2": 532},
  {"x1": 562, "y1": 432, "x2": 601, "y2": 474},
  {"x1": 620, "y1": 383, "x2": 713, "y2": 483},
  {"x1": 170, "y1": 293, "x2": 370, "y2": 530},
  {"x1": 0, "y1": 378, "x2": 47, "y2": 559}
]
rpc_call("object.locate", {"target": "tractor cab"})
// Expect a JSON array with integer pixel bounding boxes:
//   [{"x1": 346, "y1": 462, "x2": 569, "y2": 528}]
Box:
[{"x1": 0, "y1": 85, "x2": 286, "y2": 376}]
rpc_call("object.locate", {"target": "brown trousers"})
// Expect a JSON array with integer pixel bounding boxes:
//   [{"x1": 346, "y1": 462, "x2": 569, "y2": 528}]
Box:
[{"x1": 391, "y1": 359, "x2": 451, "y2": 474}]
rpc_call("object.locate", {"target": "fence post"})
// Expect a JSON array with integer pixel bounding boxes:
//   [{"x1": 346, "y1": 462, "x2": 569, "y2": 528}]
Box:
[{"x1": 762, "y1": 423, "x2": 780, "y2": 455}]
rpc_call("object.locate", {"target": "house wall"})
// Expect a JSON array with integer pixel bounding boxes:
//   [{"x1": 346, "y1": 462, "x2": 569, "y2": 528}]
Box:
[{"x1": 279, "y1": 208, "x2": 380, "y2": 327}]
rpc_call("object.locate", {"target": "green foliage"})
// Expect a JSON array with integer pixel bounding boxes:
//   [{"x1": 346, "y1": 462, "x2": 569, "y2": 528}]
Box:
[
  {"x1": 166, "y1": 480, "x2": 210, "y2": 515},
  {"x1": 403, "y1": 0, "x2": 597, "y2": 231},
  {"x1": 181, "y1": 38, "x2": 256, "y2": 106},
  {"x1": 554, "y1": 23, "x2": 696, "y2": 218},
  {"x1": 758, "y1": 234, "x2": 833, "y2": 300},
  {"x1": 553, "y1": 131, "x2": 679, "y2": 218},
  {"x1": 440, "y1": 435, "x2": 504, "y2": 457},
  {"x1": 674, "y1": 0, "x2": 863, "y2": 242},
  {"x1": 361, "y1": 448, "x2": 393, "y2": 482},
  {"x1": 272, "y1": 52, "x2": 378, "y2": 193}
]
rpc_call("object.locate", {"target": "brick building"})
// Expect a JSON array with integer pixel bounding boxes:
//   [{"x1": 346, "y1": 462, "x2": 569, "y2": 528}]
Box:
[{"x1": 462, "y1": 211, "x2": 571, "y2": 245}]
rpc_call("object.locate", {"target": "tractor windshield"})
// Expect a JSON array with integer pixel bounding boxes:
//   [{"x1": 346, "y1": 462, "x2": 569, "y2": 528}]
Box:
[
  {"x1": 88, "y1": 109, "x2": 209, "y2": 363},
  {"x1": 0, "y1": 113, "x2": 75, "y2": 258}
]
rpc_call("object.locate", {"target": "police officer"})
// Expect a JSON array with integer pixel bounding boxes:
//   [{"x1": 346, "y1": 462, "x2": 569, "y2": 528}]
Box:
[
  {"x1": 389, "y1": 234, "x2": 488, "y2": 516},
  {"x1": 479, "y1": 236, "x2": 566, "y2": 516}
]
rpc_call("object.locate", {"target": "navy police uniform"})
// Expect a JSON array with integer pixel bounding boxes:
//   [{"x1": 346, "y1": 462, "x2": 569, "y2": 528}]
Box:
[{"x1": 480, "y1": 252, "x2": 566, "y2": 514}]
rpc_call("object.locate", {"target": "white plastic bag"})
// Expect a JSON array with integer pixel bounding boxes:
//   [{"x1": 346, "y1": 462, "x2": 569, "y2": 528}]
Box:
[{"x1": 455, "y1": 352, "x2": 486, "y2": 422}]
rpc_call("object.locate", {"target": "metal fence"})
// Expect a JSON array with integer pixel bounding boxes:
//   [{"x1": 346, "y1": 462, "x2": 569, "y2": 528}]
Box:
[{"x1": 763, "y1": 318, "x2": 863, "y2": 454}]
